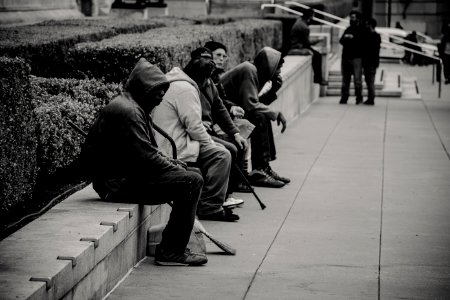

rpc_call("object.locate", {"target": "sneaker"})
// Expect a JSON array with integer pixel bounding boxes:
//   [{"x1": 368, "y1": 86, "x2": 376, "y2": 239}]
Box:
[
  {"x1": 339, "y1": 98, "x2": 347, "y2": 104},
  {"x1": 155, "y1": 247, "x2": 208, "y2": 266},
  {"x1": 198, "y1": 208, "x2": 240, "y2": 222},
  {"x1": 355, "y1": 98, "x2": 363, "y2": 105},
  {"x1": 223, "y1": 197, "x2": 244, "y2": 208},
  {"x1": 264, "y1": 166, "x2": 290, "y2": 184},
  {"x1": 248, "y1": 169, "x2": 285, "y2": 188},
  {"x1": 363, "y1": 100, "x2": 374, "y2": 106}
]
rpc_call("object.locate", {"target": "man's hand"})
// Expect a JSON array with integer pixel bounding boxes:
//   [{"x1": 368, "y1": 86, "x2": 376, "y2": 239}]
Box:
[
  {"x1": 230, "y1": 106, "x2": 245, "y2": 119},
  {"x1": 234, "y1": 133, "x2": 248, "y2": 150},
  {"x1": 169, "y1": 158, "x2": 187, "y2": 170},
  {"x1": 202, "y1": 121, "x2": 212, "y2": 132},
  {"x1": 271, "y1": 74, "x2": 283, "y2": 92},
  {"x1": 277, "y1": 112, "x2": 287, "y2": 133}
]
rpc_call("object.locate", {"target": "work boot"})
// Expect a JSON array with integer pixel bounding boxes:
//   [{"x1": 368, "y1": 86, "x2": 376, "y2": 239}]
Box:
[
  {"x1": 198, "y1": 208, "x2": 240, "y2": 222},
  {"x1": 264, "y1": 165, "x2": 290, "y2": 184},
  {"x1": 248, "y1": 169, "x2": 285, "y2": 188},
  {"x1": 155, "y1": 246, "x2": 208, "y2": 266}
]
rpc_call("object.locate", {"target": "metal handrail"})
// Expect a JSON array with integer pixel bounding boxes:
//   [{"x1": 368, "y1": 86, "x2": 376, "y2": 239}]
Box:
[
  {"x1": 261, "y1": 4, "x2": 346, "y2": 29},
  {"x1": 261, "y1": 2, "x2": 443, "y2": 97},
  {"x1": 285, "y1": 1, "x2": 349, "y2": 24}
]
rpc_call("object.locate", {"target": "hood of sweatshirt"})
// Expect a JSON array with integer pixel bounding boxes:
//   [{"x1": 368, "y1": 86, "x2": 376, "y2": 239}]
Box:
[
  {"x1": 124, "y1": 58, "x2": 170, "y2": 103},
  {"x1": 253, "y1": 47, "x2": 282, "y2": 89},
  {"x1": 164, "y1": 67, "x2": 200, "y2": 94}
]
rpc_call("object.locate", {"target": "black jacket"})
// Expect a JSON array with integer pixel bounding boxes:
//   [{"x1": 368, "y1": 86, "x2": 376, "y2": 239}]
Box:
[
  {"x1": 340, "y1": 25, "x2": 365, "y2": 59},
  {"x1": 82, "y1": 58, "x2": 180, "y2": 199}
]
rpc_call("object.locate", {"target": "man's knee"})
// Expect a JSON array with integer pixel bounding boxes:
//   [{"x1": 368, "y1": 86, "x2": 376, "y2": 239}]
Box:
[{"x1": 185, "y1": 170, "x2": 204, "y2": 190}]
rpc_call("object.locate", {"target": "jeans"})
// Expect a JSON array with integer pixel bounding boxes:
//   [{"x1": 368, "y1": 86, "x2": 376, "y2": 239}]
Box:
[
  {"x1": 363, "y1": 66, "x2": 377, "y2": 102},
  {"x1": 246, "y1": 111, "x2": 276, "y2": 170},
  {"x1": 95, "y1": 169, "x2": 203, "y2": 254},
  {"x1": 341, "y1": 57, "x2": 363, "y2": 101},
  {"x1": 195, "y1": 143, "x2": 231, "y2": 216},
  {"x1": 212, "y1": 135, "x2": 242, "y2": 195}
]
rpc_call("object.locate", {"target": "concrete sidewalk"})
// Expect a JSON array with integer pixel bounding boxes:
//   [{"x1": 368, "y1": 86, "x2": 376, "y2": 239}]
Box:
[{"x1": 107, "y1": 64, "x2": 450, "y2": 299}]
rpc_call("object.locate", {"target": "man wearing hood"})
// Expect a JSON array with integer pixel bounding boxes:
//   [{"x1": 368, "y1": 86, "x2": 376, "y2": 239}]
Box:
[
  {"x1": 82, "y1": 58, "x2": 207, "y2": 266},
  {"x1": 219, "y1": 47, "x2": 290, "y2": 188},
  {"x1": 152, "y1": 49, "x2": 239, "y2": 222}
]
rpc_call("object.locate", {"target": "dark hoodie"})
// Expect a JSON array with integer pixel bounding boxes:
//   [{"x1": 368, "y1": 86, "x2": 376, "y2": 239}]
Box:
[
  {"x1": 219, "y1": 47, "x2": 281, "y2": 121},
  {"x1": 83, "y1": 58, "x2": 179, "y2": 199}
]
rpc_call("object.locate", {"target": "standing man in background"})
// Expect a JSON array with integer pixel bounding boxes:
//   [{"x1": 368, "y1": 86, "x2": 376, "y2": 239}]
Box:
[
  {"x1": 339, "y1": 10, "x2": 364, "y2": 105},
  {"x1": 362, "y1": 18, "x2": 381, "y2": 106}
]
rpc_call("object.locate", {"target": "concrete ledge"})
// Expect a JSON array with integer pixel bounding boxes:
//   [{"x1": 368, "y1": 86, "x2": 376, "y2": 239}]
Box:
[
  {"x1": 0, "y1": 185, "x2": 170, "y2": 300},
  {"x1": 270, "y1": 55, "x2": 319, "y2": 135}
]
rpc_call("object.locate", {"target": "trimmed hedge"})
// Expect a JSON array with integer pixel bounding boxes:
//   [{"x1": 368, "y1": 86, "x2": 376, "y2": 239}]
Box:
[
  {"x1": 0, "y1": 18, "x2": 185, "y2": 78},
  {"x1": 0, "y1": 57, "x2": 38, "y2": 215},
  {"x1": 68, "y1": 19, "x2": 283, "y2": 83},
  {"x1": 30, "y1": 77, "x2": 122, "y2": 176}
]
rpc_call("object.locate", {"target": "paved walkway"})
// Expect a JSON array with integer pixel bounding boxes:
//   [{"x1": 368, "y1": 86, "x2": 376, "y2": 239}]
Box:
[{"x1": 106, "y1": 64, "x2": 450, "y2": 299}]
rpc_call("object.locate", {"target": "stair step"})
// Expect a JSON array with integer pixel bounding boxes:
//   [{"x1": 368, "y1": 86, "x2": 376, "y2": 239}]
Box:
[
  {"x1": 326, "y1": 89, "x2": 401, "y2": 97},
  {"x1": 327, "y1": 81, "x2": 384, "y2": 89},
  {"x1": 401, "y1": 76, "x2": 421, "y2": 99}
]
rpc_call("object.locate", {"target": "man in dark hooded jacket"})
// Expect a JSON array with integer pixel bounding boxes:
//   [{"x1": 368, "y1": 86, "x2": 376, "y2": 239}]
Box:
[
  {"x1": 219, "y1": 47, "x2": 290, "y2": 188},
  {"x1": 82, "y1": 58, "x2": 207, "y2": 266}
]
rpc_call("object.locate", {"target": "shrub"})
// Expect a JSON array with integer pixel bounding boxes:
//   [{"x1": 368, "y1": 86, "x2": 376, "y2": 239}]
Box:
[
  {"x1": 0, "y1": 18, "x2": 171, "y2": 78},
  {"x1": 30, "y1": 77, "x2": 122, "y2": 176},
  {"x1": 68, "y1": 19, "x2": 282, "y2": 83},
  {"x1": 0, "y1": 57, "x2": 38, "y2": 216}
]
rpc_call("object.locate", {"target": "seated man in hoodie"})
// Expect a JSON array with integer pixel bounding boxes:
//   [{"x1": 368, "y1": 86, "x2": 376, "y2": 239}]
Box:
[
  {"x1": 82, "y1": 58, "x2": 206, "y2": 266},
  {"x1": 219, "y1": 47, "x2": 290, "y2": 188},
  {"x1": 152, "y1": 50, "x2": 239, "y2": 222}
]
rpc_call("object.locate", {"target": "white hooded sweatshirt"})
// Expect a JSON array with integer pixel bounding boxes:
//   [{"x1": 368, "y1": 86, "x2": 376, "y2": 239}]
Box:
[{"x1": 152, "y1": 67, "x2": 214, "y2": 162}]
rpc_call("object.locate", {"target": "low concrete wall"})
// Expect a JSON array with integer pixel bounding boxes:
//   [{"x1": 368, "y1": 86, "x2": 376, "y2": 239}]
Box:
[
  {"x1": 270, "y1": 55, "x2": 319, "y2": 136},
  {"x1": 0, "y1": 0, "x2": 83, "y2": 25},
  {"x1": 0, "y1": 185, "x2": 171, "y2": 300}
]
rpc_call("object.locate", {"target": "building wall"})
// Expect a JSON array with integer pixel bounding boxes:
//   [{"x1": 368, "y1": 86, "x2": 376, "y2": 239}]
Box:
[
  {"x1": 374, "y1": 0, "x2": 449, "y2": 37},
  {"x1": 0, "y1": 0, "x2": 77, "y2": 11}
]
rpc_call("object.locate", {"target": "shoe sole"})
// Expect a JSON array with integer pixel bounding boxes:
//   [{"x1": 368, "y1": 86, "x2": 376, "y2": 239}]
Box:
[{"x1": 155, "y1": 260, "x2": 189, "y2": 266}]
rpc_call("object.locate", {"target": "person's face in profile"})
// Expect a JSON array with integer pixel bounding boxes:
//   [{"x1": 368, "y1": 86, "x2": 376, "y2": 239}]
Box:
[
  {"x1": 141, "y1": 86, "x2": 167, "y2": 113},
  {"x1": 212, "y1": 48, "x2": 228, "y2": 70}
]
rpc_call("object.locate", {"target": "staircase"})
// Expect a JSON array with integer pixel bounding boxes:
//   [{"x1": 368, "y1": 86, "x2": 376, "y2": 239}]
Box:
[{"x1": 325, "y1": 58, "x2": 421, "y2": 99}]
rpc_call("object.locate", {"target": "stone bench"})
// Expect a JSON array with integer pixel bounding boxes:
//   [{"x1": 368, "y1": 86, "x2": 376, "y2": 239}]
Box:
[
  {"x1": 0, "y1": 54, "x2": 320, "y2": 300},
  {"x1": 0, "y1": 185, "x2": 171, "y2": 300}
]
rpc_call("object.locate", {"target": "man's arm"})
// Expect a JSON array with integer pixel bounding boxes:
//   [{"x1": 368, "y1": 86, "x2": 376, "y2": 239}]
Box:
[
  {"x1": 238, "y1": 70, "x2": 279, "y2": 121},
  {"x1": 123, "y1": 116, "x2": 183, "y2": 173}
]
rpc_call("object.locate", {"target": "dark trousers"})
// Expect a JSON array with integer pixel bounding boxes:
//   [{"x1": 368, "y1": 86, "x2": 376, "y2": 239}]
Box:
[
  {"x1": 363, "y1": 66, "x2": 377, "y2": 102},
  {"x1": 246, "y1": 111, "x2": 276, "y2": 170},
  {"x1": 341, "y1": 57, "x2": 363, "y2": 101},
  {"x1": 442, "y1": 54, "x2": 450, "y2": 80},
  {"x1": 311, "y1": 48, "x2": 323, "y2": 83},
  {"x1": 94, "y1": 169, "x2": 203, "y2": 255}
]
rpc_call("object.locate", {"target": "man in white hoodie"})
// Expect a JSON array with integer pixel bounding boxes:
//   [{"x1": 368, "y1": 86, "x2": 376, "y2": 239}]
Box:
[{"x1": 153, "y1": 49, "x2": 239, "y2": 222}]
